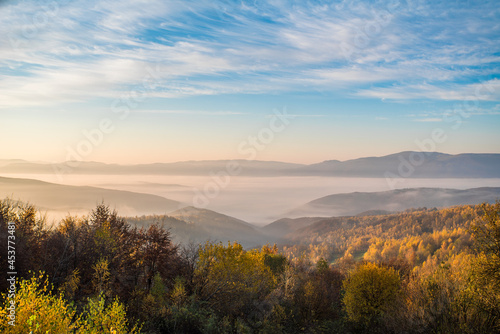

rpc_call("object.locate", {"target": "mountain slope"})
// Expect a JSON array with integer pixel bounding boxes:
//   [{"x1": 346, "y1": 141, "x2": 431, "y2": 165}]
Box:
[
  {"x1": 280, "y1": 205, "x2": 483, "y2": 265},
  {"x1": 287, "y1": 187, "x2": 500, "y2": 218},
  {"x1": 0, "y1": 176, "x2": 180, "y2": 219},
  {"x1": 260, "y1": 217, "x2": 325, "y2": 237},
  {"x1": 126, "y1": 214, "x2": 212, "y2": 246},
  {"x1": 128, "y1": 206, "x2": 266, "y2": 248}
]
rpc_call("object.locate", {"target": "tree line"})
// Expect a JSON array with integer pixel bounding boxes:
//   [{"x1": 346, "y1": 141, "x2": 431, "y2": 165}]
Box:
[{"x1": 0, "y1": 198, "x2": 499, "y2": 333}]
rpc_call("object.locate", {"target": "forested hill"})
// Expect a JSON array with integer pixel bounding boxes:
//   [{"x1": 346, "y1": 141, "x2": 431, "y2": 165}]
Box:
[
  {"x1": 281, "y1": 205, "x2": 481, "y2": 266},
  {"x1": 1, "y1": 199, "x2": 499, "y2": 333},
  {"x1": 287, "y1": 187, "x2": 500, "y2": 217},
  {"x1": 127, "y1": 206, "x2": 265, "y2": 248}
]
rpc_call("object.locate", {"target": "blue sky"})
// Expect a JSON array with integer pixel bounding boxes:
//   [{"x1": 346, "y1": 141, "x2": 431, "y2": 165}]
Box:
[{"x1": 1, "y1": 0, "x2": 499, "y2": 164}]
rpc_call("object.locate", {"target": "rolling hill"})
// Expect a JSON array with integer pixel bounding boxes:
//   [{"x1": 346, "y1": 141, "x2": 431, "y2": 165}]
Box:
[
  {"x1": 279, "y1": 204, "x2": 482, "y2": 264},
  {"x1": 0, "y1": 176, "x2": 180, "y2": 219},
  {"x1": 260, "y1": 217, "x2": 325, "y2": 238},
  {"x1": 287, "y1": 187, "x2": 500, "y2": 218},
  {"x1": 260, "y1": 211, "x2": 394, "y2": 238},
  {"x1": 127, "y1": 206, "x2": 266, "y2": 248}
]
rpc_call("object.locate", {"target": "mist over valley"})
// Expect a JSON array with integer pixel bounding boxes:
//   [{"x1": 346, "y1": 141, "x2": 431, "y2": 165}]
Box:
[{"x1": 2, "y1": 152, "x2": 500, "y2": 227}]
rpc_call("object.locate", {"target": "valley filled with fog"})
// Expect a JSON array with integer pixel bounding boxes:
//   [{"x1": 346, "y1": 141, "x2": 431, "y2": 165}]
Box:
[{"x1": 5, "y1": 172, "x2": 500, "y2": 225}]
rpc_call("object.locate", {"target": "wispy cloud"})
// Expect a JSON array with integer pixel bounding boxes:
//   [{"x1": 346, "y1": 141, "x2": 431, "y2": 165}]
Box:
[
  {"x1": 0, "y1": 0, "x2": 499, "y2": 110},
  {"x1": 264, "y1": 113, "x2": 327, "y2": 118},
  {"x1": 357, "y1": 79, "x2": 500, "y2": 101},
  {"x1": 134, "y1": 109, "x2": 246, "y2": 115},
  {"x1": 413, "y1": 117, "x2": 443, "y2": 122}
]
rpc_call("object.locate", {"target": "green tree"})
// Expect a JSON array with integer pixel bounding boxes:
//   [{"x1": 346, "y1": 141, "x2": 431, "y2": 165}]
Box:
[{"x1": 315, "y1": 257, "x2": 329, "y2": 272}]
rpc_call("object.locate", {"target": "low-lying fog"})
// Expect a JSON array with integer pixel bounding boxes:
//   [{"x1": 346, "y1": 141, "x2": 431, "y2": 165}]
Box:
[{"x1": 6, "y1": 173, "x2": 500, "y2": 225}]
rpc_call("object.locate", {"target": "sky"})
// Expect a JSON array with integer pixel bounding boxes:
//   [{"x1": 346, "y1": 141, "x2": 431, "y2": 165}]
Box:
[{"x1": 1, "y1": 0, "x2": 499, "y2": 164}]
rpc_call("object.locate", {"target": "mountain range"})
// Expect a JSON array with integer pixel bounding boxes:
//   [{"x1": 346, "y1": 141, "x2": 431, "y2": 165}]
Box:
[
  {"x1": 1, "y1": 151, "x2": 500, "y2": 177},
  {"x1": 290, "y1": 152, "x2": 500, "y2": 177}
]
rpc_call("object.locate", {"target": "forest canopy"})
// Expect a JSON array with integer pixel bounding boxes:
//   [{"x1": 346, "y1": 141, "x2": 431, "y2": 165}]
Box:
[{"x1": 0, "y1": 198, "x2": 499, "y2": 333}]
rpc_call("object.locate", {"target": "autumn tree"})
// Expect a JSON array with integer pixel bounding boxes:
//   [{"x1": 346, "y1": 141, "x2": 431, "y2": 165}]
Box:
[
  {"x1": 83, "y1": 204, "x2": 138, "y2": 300},
  {"x1": 290, "y1": 260, "x2": 344, "y2": 331},
  {"x1": 0, "y1": 272, "x2": 140, "y2": 333},
  {"x1": 194, "y1": 242, "x2": 277, "y2": 325},
  {"x1": 0, "y1": 273, "x2": 76, "y2": 333},
  {"x1": 77, "y1": 294, "x2": 141, "y2": 334},
  {"x1": 132, "y1": 223, "x2": 179, "y2": 291},
  {"x1": 343, "y1": 262, "x2": 401, "y2": 328},
  {"x1": 0, "y1": 200, "x2": 47, "y2": 287},
  {"x1": 468, "y1": 201, "x2": 500, "y2": 331},
  {"x1": 471, "y1": 202, "x2": 500, "y2": 287}
]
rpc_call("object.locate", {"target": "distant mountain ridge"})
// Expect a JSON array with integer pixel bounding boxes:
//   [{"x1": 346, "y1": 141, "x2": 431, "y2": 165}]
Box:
[
  {"x1": 1, "y1": 151, "x2": 500, "y2": 177},
  {"x1": 0, "y1": 159, "x2": 304, "y2": 176},
  {"x1": 290, "y1": 152, "x2": 500, "y2": 177}
]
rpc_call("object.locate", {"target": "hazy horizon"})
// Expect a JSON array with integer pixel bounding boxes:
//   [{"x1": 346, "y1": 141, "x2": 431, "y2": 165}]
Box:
[{"x1": 2, "y1": 150, "x2": 500, "y2": 166}]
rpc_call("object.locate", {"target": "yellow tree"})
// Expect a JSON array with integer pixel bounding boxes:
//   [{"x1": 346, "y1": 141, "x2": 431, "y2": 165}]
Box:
[
  {"x1": 0, "y1": 273, "x2": 140, "y2": 334},
  {"x1": 0, "y1": 273, "x2": 75, "y2": 333},
  {"x1": 469, "y1": 201, "x2": 500, "y2": 330},
  {"x1": 471, "y1": 202, "x2": 500, "y2": 288},
  {"x1": 343, "y1": 262, "x2": 401, "y2": 326},
  {"x1": 195, "y1": 241, "x2": 276, "y2": 320},
  {"x1": 76, "y1": 294, "x2": 141, "y2": 334}
]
